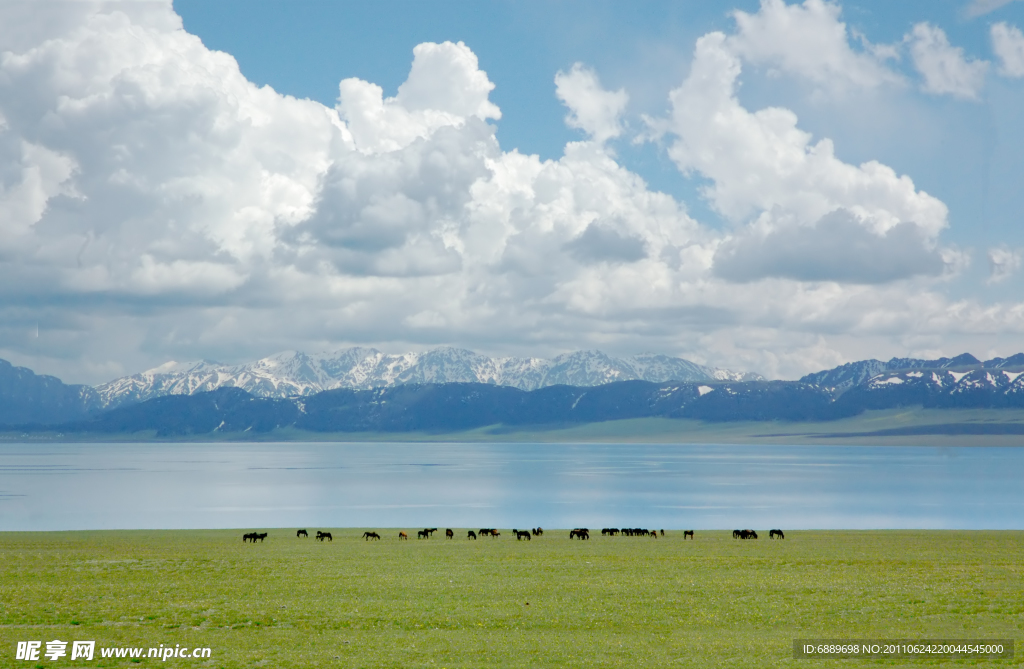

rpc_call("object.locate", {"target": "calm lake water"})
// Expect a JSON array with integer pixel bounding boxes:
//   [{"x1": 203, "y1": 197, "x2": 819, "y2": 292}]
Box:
[{"x1": 0, "y1": 442, "x2": 1022, "y2": 531}]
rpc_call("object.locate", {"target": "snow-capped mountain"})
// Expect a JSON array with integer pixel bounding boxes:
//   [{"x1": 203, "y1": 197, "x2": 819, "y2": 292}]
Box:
[
  {"x1": 798, "y1": 353, "x2": 1000, "y2": 393},
  {"x1": 94, "y1": 347, "x2": 761, "y2": 408}
]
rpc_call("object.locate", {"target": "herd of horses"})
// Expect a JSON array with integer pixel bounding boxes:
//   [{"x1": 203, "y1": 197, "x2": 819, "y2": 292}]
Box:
[
  {"x1": 733, "y1": 529, "x2": 785, "y2": 539},
  {"x1": 243, "y1": 527, "x2": 786, "y2": 542},
  {"x1": 600, "y1": 528, "x2": 666, "y2": 537}
]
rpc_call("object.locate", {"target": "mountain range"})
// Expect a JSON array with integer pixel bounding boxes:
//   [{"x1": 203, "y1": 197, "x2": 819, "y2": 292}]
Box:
[
  {"x1": 93, "y1": 347, "x2": 761, "y2": 409},
  {"x1": 3, "y1": 349, "x2": 1024, "y2": 432}
]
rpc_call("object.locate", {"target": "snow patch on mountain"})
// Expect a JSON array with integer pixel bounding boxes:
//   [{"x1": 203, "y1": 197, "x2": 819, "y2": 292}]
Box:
[{"x1": 94, "y1": 347, "x2": 762, "y2": 408}]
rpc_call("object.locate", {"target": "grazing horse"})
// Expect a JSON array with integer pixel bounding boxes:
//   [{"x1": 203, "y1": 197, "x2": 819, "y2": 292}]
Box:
[
  {"x1": 514, "y1": 530, "x2": 531, "y2": 541},
  {"x1": 317, "y1": 531, "x2": 333, "y2": 542},
  {"x1": 446, "y1": 528, "x2": 454, "y2": 540},
  {"x1": 737, "y1": 529, "x2": 757, "y2": 540},
  {"x1": 417, "y1": 529, "x2": 429, "y2": 539},
  {"x1": 398, "y1": 531, "x2": 408, "y2": 540},
  {"x1": 732, "y1": 529, "x2": 742, "y2": 539},
  {"x1": 489, "y1": 529, "x2": 500, "y2": 538},
  {"x1": 660, "y1": 529, "x2": 665, "y2": 536},
  {"x1": 361, "y1": 531, "x2": 379, "y2": 541},
  {"x1": 683, "y1": 530, "x2": 694, "y2": 540},
  {"x1": 532, "y1": 527, "x2": 543, "y2": 536},
  {"x1": 770, "y1": 529, "x2": 785, "y2": 540},
  {"x1": 467, "y1": 531, "x2": 477, "y2": 540},
  {"x1": 297, "y1": 529, "x2": 308, "y2": 538},
  {"x1": 570, "y1": 528, "x2": 590, "y2": 540}
]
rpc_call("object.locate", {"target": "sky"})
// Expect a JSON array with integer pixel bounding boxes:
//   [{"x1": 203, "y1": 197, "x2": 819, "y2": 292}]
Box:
[{"x1": 1, "y1": 0, "x2": 1023, "y2": 385}]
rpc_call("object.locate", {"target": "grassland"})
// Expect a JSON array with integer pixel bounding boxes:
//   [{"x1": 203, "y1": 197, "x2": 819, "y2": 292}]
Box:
[{"x1": 1, "y1": 530, "x2": 1021, "y2": 667}]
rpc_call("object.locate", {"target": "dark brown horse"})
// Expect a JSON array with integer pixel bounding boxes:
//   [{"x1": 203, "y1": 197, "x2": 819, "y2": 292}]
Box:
[
  {"x1": 417, "y1": 529, "x2": 429, "y2": 539},
  {"x1": 683, "y1": 530, "x2": 694, "y2": 540},
  {"x1": 514, "y1": 530, "x2": 531, "y2": 541},
  {"x1": 296, "y1": 529, "x2": 308, "y2": 538},
  {"x1": 769, "y1": 529, "x2": 784, "y2": 539},
  {"x1": 446, "y1": 528, "x2": 454, "y2": 539},
  {"x1": 361, "y1": 531, "x2": 379, "y2": 541}
]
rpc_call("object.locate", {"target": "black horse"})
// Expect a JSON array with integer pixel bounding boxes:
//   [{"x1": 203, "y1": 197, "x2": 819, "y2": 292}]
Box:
[
  {"x1": 297, "y1": 529, "x2": 308, "y2": 538},
  {"x1": 467, "y1": 531, "x2": 477, "y2": 540},
  {"x1": 770, "y1": 529, "x2": 785, "y2": 540},
  {"x1": 317, "y1": 531, "x2": 333, "y2": 542},
  {"x1": 446, "y1": 528, "x2": 454, "y2": 539},
  {"x1": 683, "y1": 530, "x2": 694, "y2": 540},
  {"x1": 417, "y1": 529, "x2": 429, "y2": 539},
  {"x1": 514, "y1": 529, "x2": 531, "y2": 541}
]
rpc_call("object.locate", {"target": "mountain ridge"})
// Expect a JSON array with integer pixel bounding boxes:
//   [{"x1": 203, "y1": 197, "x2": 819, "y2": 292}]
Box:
[{"x1": 93, "y1": 346, "x2": 762, "y2": 409}]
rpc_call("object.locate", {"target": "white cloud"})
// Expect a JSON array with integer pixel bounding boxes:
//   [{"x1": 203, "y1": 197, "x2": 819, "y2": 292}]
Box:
[
  {"x1": 988, "y1": 245, "x2": 1022, "y2": 283},
  {"x1": 554, "y1": 63, "x2": 628, "y2": 143},
  {"x1": 965, "y1": 0, "x2": 1023, "y2": 18},
  {"x1": 660, "y1": 32, "x2": 948, "y2": 235},
  {"x1": 0, "y1": 0, "x2": 1022, "y2": 386},
  {"x1": 727, "y1": 0, "x2": 901, "y2": 91},
  {"x1": 337, "y1": 41, "x2": 499, "y2": 153},
  {"x1": 991, "y1": 22, "x2": 1024, "y2": 77},
  {"x1": 907, "y1": 23, "x2": 989, "y2": 99}
]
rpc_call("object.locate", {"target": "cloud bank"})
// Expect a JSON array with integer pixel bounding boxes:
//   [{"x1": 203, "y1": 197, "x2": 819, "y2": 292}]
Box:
[{"x1": 0, "y1": 0, "x2": 1021, "y2": 383}]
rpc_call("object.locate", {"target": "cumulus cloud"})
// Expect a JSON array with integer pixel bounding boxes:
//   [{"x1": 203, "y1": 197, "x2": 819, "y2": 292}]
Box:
[
  {"x1": 659, "y1": 31, "x2": 948, "y2": 237},
  {"x1": 713, "y1": 209, "x2": 947, "y2": 283},
  {"x1": 0, "y1": 0, "x2": 1021, "y2": 385},
  {"x1": 727, "y1": 0, "x2": 901, "y2": 91},
  {"x1": 554, "y1": 63, "x2": 628, "y2": 143},
  {"x1": 991, "y1": 22, "x2": 1024, "y2": 77},
  {"x1": 907, "y1": 23, "x2": 989, "y2": 98}
]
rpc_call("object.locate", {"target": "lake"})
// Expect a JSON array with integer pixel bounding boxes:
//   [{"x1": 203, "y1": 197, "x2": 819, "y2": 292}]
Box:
[{"x1": 0, "y1": 442, "x2": 1022, "y2": 531}]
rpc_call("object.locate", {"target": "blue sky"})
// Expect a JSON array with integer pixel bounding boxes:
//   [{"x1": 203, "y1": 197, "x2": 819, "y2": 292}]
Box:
[{"x1": 1, "y1": 0, "x2": 1023, "y2": 383}]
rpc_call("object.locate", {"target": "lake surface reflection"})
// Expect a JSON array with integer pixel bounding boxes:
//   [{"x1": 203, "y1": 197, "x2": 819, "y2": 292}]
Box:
[{"x1": 0, "y1": 442, "x2": 1021, "y2": 531}]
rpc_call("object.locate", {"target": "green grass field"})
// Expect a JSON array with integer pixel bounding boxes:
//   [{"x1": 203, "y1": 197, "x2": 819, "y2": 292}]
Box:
[{"x1": 1, "y1": 530, "x2": 1021, "y2": 668}]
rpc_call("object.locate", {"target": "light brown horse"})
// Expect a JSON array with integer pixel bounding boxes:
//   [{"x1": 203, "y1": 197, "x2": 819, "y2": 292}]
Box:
[{"x1": 398, "y1": 531, "x2": 408, "y2": 540}]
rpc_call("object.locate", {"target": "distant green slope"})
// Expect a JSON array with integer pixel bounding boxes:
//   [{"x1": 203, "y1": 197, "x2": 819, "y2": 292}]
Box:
[{"x1": 8, "y1": 408, "x2": 1024, "y2": 445}]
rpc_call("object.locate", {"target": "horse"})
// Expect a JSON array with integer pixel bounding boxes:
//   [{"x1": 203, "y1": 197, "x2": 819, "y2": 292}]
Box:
[
  {"x1": 317, "y1": 531, "x2": 333, "y2": 542},
  {"x1": 770, "y1": 529, "x2": 785, "y2": 540},
  {"x1": 426, "y1": 528, "x2": 438, "y2": 536},
  {"x1": 242, "y1": 532, "x2": 257, "y2": 543},
  {"x1": 515, "y1": 530, "x2": 531, "y2": 541},
  {"x1": 738, "y1": 529, "x2": 757, "y2": 540},
  {"x1": 256, "y1": 532, "x2": 267, "y2": 542},
  {"x1": 489, "y1": 529, "x2": 500, "y2": 538},
  {"x1": 479, "y1": 528, "x2": 492, "y2": 537},
  {"x1": 296, "y1": 529, "x2": 308, "y2": 538},
  {"x1": 446, "y1": 528, "x2": 454, "y2": 540},
  {"x1": 398, "y1": 531, "x2": 408, "y2": 540},
  {"x1": 361, "y1": 531, "x2": 378, "y2": 541},
  {"x1": 683, "y1": 530, "x2": 694, "y2": 540},
  {"x1": 417, "y1": 530, "x2": 429, "y2": 539},
  {"x1": 570, "y1": 528, "x2": 590, "y2": 540},
  {"x1": 532, "y1": 527, "x2": 543, "y2": 536},
  {"x1": 660, "y1": 529, "x2": 665, "y2": 536},
  {"x1": 732, "y1": 529, "x2": 742, "y2": 539},
  {"x1": 467, "y1": 531, "x2": 477, "y2": 540}
]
